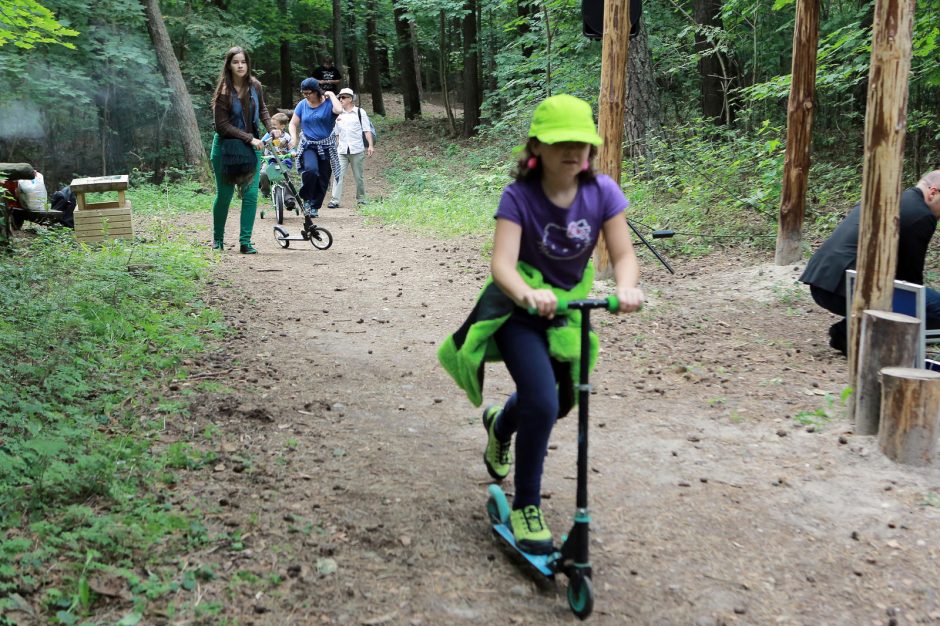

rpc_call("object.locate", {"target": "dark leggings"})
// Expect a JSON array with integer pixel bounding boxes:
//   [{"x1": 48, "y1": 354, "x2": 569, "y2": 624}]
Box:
[
  {"x1": 299, "y1": 146, "x2": 332, "y2": 209},
  {"x1": 493, "y1": 310, "x2": 570, "y2": 510}
]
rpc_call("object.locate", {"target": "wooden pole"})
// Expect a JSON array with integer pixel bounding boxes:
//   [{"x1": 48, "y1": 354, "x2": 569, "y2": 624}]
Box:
[
  {"x1": 853, "y1": 310, "x2": 919, "y2": 435},
  {"x1": 879, "y1": 367, "x2": 940, "y2": 465},
  {"x1": 847, "y1": 0, "x2": 916, "y2": 385},
  {"x1": 774, "y1": 0, "x2": 820, "y2": 265},
  {"x1": 594, "y1": 0, "x2": 631, "y2": 278}
]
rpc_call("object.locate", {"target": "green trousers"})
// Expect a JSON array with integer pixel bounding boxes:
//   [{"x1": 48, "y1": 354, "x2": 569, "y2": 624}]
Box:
[{"x1": 210, "y1": 134, "x2": 262, "y2": 245}]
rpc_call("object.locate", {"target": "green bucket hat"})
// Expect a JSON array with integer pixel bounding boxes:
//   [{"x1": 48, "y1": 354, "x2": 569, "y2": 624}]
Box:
[{"x1": 528, "y1": 94, "x2": 603, "y2": 146}]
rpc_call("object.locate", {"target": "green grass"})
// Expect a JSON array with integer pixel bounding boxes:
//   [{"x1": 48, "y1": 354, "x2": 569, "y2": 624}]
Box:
[
  {"x1": 0, "y1": 228, "x2": 226, "y2": 623},
  {"x1": 360, "y1": 120, "x2": 507, "y2": 237}
]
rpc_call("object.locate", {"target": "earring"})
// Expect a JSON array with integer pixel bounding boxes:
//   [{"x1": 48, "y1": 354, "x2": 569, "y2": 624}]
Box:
[
  {"x1": 526, "y1": 156, "x2": 538, "y2": 170},
  {"x1": 581, "y1": 160, "x2": 590, "y2": 172}
]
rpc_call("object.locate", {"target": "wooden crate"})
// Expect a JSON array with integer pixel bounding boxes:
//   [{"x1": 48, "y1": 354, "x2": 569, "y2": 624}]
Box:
[
  {"x1": 74, "y1": 202, "x2": 134, "y2": 243},
  {"x1": 71, "y1": 174, "x2": 134, "y2": 244}
]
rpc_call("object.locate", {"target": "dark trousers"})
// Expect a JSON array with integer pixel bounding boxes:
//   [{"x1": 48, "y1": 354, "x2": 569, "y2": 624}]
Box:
[
  {"x1": 299, "y1": 146, "x2": 332, "y2": 209},
  {"x1": 493, "y1": 310, "x2": 571, "y2": 510}
]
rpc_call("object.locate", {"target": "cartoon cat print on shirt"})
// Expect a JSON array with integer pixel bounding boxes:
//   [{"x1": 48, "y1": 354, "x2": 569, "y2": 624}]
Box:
[{"x1": 539, "y1": 219, "x2": 593, "y2": 260}]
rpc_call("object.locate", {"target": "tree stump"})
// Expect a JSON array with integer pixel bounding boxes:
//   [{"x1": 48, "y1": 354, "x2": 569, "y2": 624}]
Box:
[
  {"x1": 854, "y1": 310, "x2": 919, "y2": 435},
  {"x1": 879, "y1": 367, "x2": 940, "y2": 465}
]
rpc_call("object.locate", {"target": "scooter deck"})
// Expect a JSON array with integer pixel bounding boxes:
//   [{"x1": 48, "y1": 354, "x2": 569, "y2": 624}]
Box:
[{"x1": 491, "y1": 522, "x2": 560, "y2": 577}]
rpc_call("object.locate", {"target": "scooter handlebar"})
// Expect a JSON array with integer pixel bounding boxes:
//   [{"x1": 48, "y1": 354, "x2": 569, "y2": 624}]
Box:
[{"x1": 527, "y1": 295, "x2": 620, "y2": 315}]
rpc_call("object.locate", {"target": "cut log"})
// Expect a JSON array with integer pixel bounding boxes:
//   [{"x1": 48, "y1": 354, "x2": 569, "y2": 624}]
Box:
[
  {"x1": 854, "y1": 310, "x2": 919, "y2": 435},
  {"x1": 879, "y1": 367, "x2": 940, "y2": 465}
]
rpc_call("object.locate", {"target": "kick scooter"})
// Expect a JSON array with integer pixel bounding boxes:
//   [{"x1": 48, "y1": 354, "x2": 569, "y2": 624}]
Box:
[
  {"x1": 260, "y1": 136, "x2": 334, "y2": 250},
  {"x1": 486, "y1": 296, "x2": 621, "y2": 620}
]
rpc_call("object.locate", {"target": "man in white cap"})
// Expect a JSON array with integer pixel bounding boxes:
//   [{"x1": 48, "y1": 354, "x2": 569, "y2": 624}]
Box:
[{"x1": 328, "y1": 87, "x2": 375, "y2": 208}]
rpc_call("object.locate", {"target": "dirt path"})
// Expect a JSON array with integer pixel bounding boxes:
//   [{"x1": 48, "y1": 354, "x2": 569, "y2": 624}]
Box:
[{"x1": 158, "y1": 107, "x2": 940, "y2": 626}]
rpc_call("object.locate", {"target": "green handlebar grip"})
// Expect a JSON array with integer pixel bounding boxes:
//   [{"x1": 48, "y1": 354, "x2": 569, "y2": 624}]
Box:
[
  {"x1": 527, "y1": 300, "x2": 568, "y2": 314},
  {"x1": 606, "y1": 295, "x2": 620, "y2": 312}
]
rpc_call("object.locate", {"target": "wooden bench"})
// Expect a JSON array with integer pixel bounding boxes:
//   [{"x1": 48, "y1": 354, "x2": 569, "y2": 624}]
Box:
[
  {"x1": 846, "y1": 269, "x2": 940, "y2": 368},
  {"x1": 71, "y1": 175, "x2": 133, "y2": 244}
]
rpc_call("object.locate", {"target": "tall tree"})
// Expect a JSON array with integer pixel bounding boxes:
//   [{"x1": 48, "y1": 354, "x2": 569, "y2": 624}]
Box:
[
  {"x1": 140, "y1": 0, "x2": 208, "y2": 177},
  {"x1": 848, "y1": 0, "x2": 916, "y2": 382},
  {"x1": 332, "y1": 0, "x2": 346, "y2": 81},
  {"x1": 693, "y1": 0, "x2": 732, "y2": 124},
  {"x1": 393, "y1": 0, "x2": 421, "y2": 119},
  {"x1": 439, "y1": 10, "x2": 457, "y2": 134},
  {"x1": 365, "y1": 0, "x2": 385, "y2": 115},
  {"x1": 462, "y1": 0, "x2": 480, "y2": 136},
  {"x1": 279, "y1": 0, "x2": 292, "y2": 109},
  {"x1": 624, "y1": 22, "x2": 663, "y2": 163},
  {"x1": 775, "y1": 0, "x2": 820, "y2": 265}
]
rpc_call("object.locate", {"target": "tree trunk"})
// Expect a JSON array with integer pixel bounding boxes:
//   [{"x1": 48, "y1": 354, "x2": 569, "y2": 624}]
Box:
[
  {"x1": 410, "y1": 20, "x2": 424, "y2": 103},
  {"x1": 848, "y1": 0, "x2": 916, "y2": 384},
  {"x1": 440, "y1": 10, "x2": 457, "y2": 135},
  {"x1": 333, "y1": 0, "x2": 345, "y2": 83},
  {"x1": 141, "y1": 0, "x2": 209, "y2": 179},
  {"x1": 693, "y1": 0, "x2": 731, "y2": 124},
  {"x1": 594, "y1": 0, "x2": 631, "y2": 276},
  {"x1": 462, "y1": 0, "x2": 480, "y2": 136},
  {"x1": 279, "y1": 0, "x2": 292, "y2": 109},
  {"x1": 879, "y1": 367, "x2": 940, "y2": 465},
  {"x1": 774, "y1": 0, "x2": 820, "y2": 265},
  {"x1": 366, "y1": 0, "x2": 385, "y2": 116},
  {"x1": 393, "y1": 0, "x2": 421, "y2": 119},
  {"x1": 517, "y1": 0, "x2": 535, "y2": 58},
  {"x1": 624, "y1": 21, "x2": 662, "y2": 164},
  {"x1": 347, "y1": 4, "x2": 360, "y2": 94},
  {"x1": 854, "y1": 310, "x2": 919, "y2": 435}
]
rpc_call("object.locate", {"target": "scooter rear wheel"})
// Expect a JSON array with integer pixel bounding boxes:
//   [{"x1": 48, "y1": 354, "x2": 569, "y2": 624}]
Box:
[
  {"x1": 273, "y1": 225, "x2": 290, "y2": 249},
  {"x1": 567, "y1": 575, "x2": 594, "y2": 620}
]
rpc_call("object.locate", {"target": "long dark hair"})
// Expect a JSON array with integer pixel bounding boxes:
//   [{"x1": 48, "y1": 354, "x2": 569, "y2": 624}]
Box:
[
  {"x1": 512, "y1": 138, "x2": 599, "y2": 183},
  {"x1": 211, "y1": 46, "x2": 254, "y2": 107}
]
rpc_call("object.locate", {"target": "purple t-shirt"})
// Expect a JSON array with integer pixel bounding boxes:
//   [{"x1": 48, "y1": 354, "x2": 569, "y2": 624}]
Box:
[{"x1": 495, "y1": 174, "x2": 627, "y2": 290}]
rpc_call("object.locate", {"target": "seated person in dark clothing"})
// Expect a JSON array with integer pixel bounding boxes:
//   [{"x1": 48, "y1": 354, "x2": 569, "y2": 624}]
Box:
[
  {"x1": 311, "y1": 56, "x2": 342, "y2": 94},
  {"x1": 800, "y1": 169, "x2": 940, "y2": 355}
]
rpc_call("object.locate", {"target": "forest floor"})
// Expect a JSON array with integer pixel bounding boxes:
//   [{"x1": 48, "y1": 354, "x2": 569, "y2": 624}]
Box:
[{"x1": 140, "y1": 98, "x2": 940, "y2": 626}]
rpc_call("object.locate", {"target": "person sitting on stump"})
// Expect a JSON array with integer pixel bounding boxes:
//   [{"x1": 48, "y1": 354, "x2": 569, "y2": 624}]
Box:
[{"x1": 800, "y1": 169, "x2": 940, "y2": 356}]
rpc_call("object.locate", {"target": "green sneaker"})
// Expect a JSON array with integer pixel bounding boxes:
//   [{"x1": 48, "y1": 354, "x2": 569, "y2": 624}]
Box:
[
  {"x1": 482, "y1": 405, "x2": 511, "y2": 481},
  {"x1": 509, "y1": 505, "x2": 554, "y2": 554}
]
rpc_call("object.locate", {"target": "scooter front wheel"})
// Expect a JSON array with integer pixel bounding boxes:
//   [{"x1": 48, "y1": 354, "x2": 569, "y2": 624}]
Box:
[
  {"x1": 567, "y1": 575, "x2": 594, "y2": 620},
  {"x1": 309, "y1": 226, "x2": 333, "y2": 250},
  {"x1": 486, "y1": 484, "x2": 510, "y2": 525}
]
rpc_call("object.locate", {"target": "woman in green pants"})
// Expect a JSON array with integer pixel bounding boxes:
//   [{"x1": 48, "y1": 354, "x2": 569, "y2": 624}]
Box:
[{"x1": 210, "y1": 46, "x2": 280, "y2": 254}]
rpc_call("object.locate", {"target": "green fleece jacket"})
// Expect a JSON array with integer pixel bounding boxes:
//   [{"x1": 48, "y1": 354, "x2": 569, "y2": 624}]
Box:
[{"x1": 437, "y1": 261, "x2": 599, "y2": 408}]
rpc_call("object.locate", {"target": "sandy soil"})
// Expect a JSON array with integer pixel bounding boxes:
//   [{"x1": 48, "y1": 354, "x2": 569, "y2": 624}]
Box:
[{"x1": 119, "y1": 100, "x2": 940, "y2": 625}]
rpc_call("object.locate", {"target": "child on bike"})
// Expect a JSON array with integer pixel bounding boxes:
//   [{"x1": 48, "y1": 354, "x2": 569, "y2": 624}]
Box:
[{"x1": 438, "y1": 94, "x2": 644, "y2": 554}]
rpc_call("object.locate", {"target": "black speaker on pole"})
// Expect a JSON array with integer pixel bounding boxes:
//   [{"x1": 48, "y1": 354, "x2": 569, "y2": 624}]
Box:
[{"x1": 582, "y1": 0, "x2": 642, "y2": 40}]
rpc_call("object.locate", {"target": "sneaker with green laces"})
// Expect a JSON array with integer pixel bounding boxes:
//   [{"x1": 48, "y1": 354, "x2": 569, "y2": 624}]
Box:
[
  {"x1": 509, "y1": 505, "x2": 554, "y2": 554},
  {"x1": 482, "y1": 405, "x2": 511, "y2": 481}
]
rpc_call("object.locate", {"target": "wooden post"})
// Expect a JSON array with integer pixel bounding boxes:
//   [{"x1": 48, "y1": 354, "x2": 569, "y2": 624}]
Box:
[
  {"x1": 594, "y1": 0, "x2": 631, "y2": 278},
  {"x1": 774, "y1": 0, "x2": 820, "y2": 265},
  {"x1": 847, "y1": 0, "x2": 916, "y2": 385},
  {"x1": 854, "y1": 310, "x2": 919, "y2": 435},
  {"x1": 879, "y1": 367, "x2": 940, "y2": 465}
]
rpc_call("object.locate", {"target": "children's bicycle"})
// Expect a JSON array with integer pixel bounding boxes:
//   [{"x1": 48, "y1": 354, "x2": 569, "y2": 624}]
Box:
[
  {"x1": 258, "y1": 135, "x2": 300, "y2": 225},
  {"x1": 486, "y1": 296, "x2": 622, "y2": 620}
]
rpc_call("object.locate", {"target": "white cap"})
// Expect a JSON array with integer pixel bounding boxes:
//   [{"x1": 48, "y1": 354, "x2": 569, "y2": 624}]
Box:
[{"x1": 338, "y1": 87, "x2": 355, "y2": 97}]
